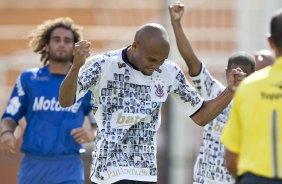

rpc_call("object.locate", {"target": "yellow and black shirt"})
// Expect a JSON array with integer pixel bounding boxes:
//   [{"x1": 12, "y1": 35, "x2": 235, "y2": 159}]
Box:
[{"x1": 222, "y1": 57, "x2": 282, "y2": 179}]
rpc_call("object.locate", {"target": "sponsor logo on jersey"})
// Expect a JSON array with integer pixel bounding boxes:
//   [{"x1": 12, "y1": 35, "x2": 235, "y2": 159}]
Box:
[
  {"x1": 213, "y1": 121, "x2": 224, "y2": 134},
  {"x1": 261, "y1": 92, "x2": 282, "y2": 101},
  {"x1": 115, "y1": 113, "x2": 148, "y2": 127},
  {"x1": 107, "y1": 167, "x2": 150, "y2": 178},
  {"x1": 32, "y1": 96, "x2": 81, "y2": 113}
]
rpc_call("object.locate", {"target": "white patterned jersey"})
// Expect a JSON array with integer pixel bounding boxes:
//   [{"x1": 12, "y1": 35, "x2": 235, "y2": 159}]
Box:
[
  {"x1": 191, "y1": 64, "x2": 235, "y2": 184},
  {"x1": 75, "y1": 47, "x2": 204, "y2": 184}
]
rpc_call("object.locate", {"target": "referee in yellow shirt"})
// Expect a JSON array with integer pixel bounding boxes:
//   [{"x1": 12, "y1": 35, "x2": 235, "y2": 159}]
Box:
[{"x1": 221, "y1": 8, "x2": 282, "y2": 184}]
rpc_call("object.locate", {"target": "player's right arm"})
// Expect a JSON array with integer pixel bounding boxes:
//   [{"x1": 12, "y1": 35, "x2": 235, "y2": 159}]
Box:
[
  {"x1": 0, "y1": 118, "x2": 17, "y2": 155},
  {"x1": 169, "y1": 2, "x2": 201, "y2": 76},
  {"x1": 59, "y1": 40, "x2": 91, "y2": 107},
  {"x1": 0, "y1": 71, "x2": 28, "y2": 155}
]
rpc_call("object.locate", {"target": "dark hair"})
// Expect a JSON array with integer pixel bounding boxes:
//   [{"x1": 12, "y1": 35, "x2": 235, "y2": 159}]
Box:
[
  {"x1": 270, "y1": 8, "x2": 282, "y2": 52},
  {"x1": 28, "y1": 17, "x2": 83, "y2": 65},
  {"x1": 227, "y1": 51, "x2": 256, "y2": 72}
]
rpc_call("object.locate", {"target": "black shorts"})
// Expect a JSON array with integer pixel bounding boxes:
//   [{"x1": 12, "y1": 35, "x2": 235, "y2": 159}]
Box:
[
  {"x1": 236, "y1": 172, "x2": 282, "y2": 184},
  {"x1": 92, "y1": 180, "x2": 156, "y2": 184}
]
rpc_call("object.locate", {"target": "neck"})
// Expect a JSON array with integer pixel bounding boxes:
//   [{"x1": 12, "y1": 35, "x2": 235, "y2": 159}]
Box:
[
  {"x1": 274, "y1": 48, "x2": 282, "y2": 58},
  {"x1": 276, "y1": 53, "x2": 282, "y2": 58},
  {"x1": 48, "y1": 60, "x2": 72, "y2": 75}
]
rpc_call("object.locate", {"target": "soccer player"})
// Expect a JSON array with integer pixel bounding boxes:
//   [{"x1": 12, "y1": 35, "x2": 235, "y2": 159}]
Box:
[
  {"x1": 0, "y1": 17, "x2": 96, "y2": 184},
  {"x1": 59, "y1": 23, "x2": 245, "y2": 184},
  {"x1": 168, "y1": 2, "x2": 256, "y2": 184}
]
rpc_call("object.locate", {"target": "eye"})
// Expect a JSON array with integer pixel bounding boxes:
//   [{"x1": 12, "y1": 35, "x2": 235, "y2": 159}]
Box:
[
  {"x1": 52, "y1": 37, "x2": 60, "y2": 42},
  {"x1": 64, "y1": 38, "x2": 72, "y2": 44}
]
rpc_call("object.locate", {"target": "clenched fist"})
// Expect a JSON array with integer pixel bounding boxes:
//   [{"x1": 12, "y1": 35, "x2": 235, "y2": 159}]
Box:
[
  {"x1": 227, "y1": 67, "x2": 246, "y2": 92},
  {"x1": 168, "y1": 2, "x2": 185, "y2": 22},
  {"x1": 73, "y1": 40, "x2": 91, "y2": 68}
]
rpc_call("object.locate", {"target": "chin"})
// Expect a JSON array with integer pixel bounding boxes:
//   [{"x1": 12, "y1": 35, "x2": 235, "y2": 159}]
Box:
[{"x1": 142, "y1": 71, "x2": 153, "y2": 76}]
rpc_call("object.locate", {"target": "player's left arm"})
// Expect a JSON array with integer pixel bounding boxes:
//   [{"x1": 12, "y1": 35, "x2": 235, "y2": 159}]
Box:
[
  {"x1": 191, "y1": 68, "x2": 245, "y2": 126},
  {"x1": 224, "y1": 148, "x2": 239, "y2": 177}
]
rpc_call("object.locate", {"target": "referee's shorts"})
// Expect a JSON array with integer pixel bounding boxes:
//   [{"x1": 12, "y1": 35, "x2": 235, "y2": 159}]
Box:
[{"x1": 236, "y1": 172, "x2": 282, "y2": 184}]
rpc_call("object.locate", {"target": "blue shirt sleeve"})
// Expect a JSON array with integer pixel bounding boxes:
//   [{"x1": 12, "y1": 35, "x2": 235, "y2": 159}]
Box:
[{"x1": 1, "y1": 72, "x2": 28, "y2": 124}]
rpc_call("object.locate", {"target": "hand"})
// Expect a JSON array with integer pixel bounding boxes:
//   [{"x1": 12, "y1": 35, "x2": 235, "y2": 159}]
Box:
[
  {"x1": 70, "y1": 127, "x2": 95, "y2": 144},
  {"x1": 227, "y1": 68, "x2": 246, "y2": 92},
  {"x1": 73, "y1": 40, "x2": 91, "y2": 69},
  {"x1": 0, "y1": 131, "x2": 16, "y2": 155},
  {"x1": 168, "y1": 2, "x2": 185, "y2": 22}
]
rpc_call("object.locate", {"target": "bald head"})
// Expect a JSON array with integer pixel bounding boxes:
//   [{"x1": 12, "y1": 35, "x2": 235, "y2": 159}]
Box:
[
  {"x1": 129, "y1": 23, "x2": 170, "y2": 76},
  {"x1": 254, "y1": 50, "x2": 274, "y2": 70},
  {"x1": 134, "y1": 23, "x2": 170, "y2": 51}
]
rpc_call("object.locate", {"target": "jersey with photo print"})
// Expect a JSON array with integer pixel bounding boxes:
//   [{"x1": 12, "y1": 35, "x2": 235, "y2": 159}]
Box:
[
  {"x1": 191, "y1": 64, "x2": 234, "y2": 184},
  {"x1": 75, "y1": 47, "x2": 204, "y2": 184}
]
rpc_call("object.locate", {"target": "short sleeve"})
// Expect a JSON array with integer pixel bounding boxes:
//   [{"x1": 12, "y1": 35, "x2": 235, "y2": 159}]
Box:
[
  {"x1": 171, "y1": 69, "x2": 204, "y2": 117},
  {"x1": 1, "y1": 73, "x2": 28, "y2": 124},
  {"x1": 76, "y1": 55, "x2": 104, "y2": 101},
  {"x1": 190, "y1": 63, "x2": 224, "y2": 99}
]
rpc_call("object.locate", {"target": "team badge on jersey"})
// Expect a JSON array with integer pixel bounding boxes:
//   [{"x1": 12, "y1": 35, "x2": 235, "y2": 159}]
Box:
[{"x1": 154, "y1": 78, "x2": 164, "y2": 98}]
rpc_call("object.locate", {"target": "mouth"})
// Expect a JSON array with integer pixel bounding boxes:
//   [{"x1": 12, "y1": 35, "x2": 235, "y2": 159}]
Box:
[{"x1": 56, "y1": 50, "x2": 65, "y2": 54}]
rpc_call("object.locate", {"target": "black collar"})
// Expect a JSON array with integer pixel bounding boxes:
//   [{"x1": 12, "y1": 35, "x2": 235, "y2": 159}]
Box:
[{"x1": 122, "y1": 46, "x2": 140, "y2": 71}]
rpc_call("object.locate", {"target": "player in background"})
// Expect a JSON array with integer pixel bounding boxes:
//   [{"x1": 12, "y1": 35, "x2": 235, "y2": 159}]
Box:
[{"x1": 0, "y1": 17, "x2": 96, "y2": 184}]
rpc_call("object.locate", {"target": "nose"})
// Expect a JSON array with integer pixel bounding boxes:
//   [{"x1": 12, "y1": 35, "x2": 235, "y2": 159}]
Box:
[{"x1": 59, "y1": 40, "x2": 66, "y2": 46}]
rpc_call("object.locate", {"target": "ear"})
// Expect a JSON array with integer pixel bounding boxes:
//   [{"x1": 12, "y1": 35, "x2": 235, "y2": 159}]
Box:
[
  {"x1": 44, "y1": 45, "x2": 49, "y2": 52},
  {"x1": 267, "y1": 35, "x2": 275, "y2": 50},
  {"x1": 225, "y1": 67, "x2": 229, "y2": 75},
  {"x1": 131, "y1": 41, "x2": 138, "y2": 51}
]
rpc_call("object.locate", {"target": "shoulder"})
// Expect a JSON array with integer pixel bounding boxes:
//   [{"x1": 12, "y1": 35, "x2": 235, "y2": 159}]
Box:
[
  {"x1": 160, "y1": 59, "x2": 182, "y2": 74},
  {"x1": 19, "y1": 67, "x2": 42, "y2": 80},
  {"x1": 22, "y1": 67, "x2": 41, "y2": 74},
  {"x1": 245, "y1": 67, "x2": 270, "y2": 83},
  {"x1": 240, "y1": 67, "x2": 270, "y2": 88},
  {"x1": 235, "y1": 69, "x2": 269, "y2": 98},
  {"x1": 83, "y1": 49, "x2": 123, "y2": 69}
]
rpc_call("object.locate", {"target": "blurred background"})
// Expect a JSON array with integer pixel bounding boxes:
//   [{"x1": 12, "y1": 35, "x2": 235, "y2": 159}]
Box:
[{"x1": 0, "y1": 0, "x2": 281, "y2": 183}]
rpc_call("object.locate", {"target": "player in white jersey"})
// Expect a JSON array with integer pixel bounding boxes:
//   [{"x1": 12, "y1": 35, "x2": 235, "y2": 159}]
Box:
[
  {"x1": 59, "y1": 23, "x2": 245, "y2": 184},
  {"x1": 169, "y1": 2, "x2": 257, "y2": 184}
]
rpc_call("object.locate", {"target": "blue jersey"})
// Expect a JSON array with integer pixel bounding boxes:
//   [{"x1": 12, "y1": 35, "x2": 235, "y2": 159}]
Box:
[{"x1": 2, "y1": 65, "x2": 92, "y2": 156}]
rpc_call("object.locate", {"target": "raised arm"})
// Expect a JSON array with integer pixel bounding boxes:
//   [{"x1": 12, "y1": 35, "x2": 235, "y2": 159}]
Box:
[
  {"x1": 191, "y1": 68, "x2": 245, "y2": 126},
  {"x1": 59, "y1": 40, "x2": 91, "y2": 107},
  {"x1": 169, "y1": 2, "x2": 201, "y2": 75}
]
